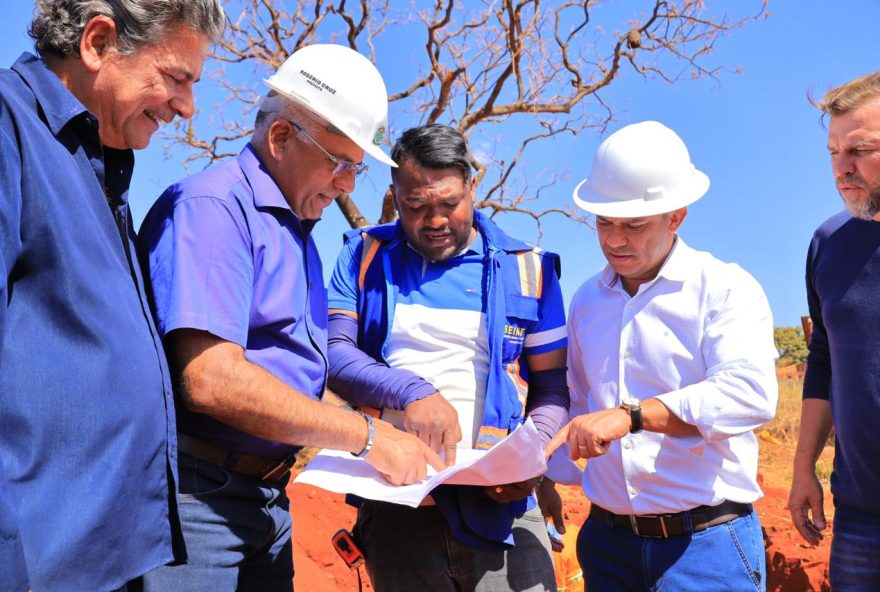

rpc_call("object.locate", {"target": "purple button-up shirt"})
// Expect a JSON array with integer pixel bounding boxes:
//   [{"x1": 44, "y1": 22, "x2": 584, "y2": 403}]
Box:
[{"x1": 138, "y1": 144, "x2": 328, "y2": 459}]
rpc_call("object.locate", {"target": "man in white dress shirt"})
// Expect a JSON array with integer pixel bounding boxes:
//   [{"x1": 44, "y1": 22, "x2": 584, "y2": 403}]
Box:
[{"x1": 546, "y1": 121, "x2": 778, "y2": 591}]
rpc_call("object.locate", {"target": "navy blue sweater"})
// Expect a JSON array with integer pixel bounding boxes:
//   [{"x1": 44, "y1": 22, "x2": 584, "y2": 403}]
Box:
[{"x1": 804, "y1": 211, "x2": 880, "y2": 514}]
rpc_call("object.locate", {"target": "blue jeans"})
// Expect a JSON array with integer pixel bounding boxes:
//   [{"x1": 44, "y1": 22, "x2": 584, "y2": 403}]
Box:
[
  {"x1": 577, "y1": 507, "x2": 765, "y2": 591},
  {"x1": 142, "y1": 452, "x2": 293, "y2": 592},
  {"x1": 354, "y1": 500, "x2": 555, "y2": 591},
  {"x1": 830, "y1": 502, "x2": 880, "y2": 590}
]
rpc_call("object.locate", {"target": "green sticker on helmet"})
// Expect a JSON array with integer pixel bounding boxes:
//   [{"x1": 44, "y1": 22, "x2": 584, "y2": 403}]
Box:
[{"x1": 372, "y1": 127, "x2": 385, "y2": 146}]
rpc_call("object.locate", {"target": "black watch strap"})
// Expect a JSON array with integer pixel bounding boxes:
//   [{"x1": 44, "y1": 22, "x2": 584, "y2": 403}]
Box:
[
  {"x1": 628, "y1": 405, "x2": 643, "y2": 434},
  {"x1": 621, "y1": 399, "x2": 643, "y2": 434}
]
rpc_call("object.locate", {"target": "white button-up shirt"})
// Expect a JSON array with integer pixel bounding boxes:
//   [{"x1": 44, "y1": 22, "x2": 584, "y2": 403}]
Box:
[{"x1": 567, "y1": 238, "x2": 778, "y2": 514}]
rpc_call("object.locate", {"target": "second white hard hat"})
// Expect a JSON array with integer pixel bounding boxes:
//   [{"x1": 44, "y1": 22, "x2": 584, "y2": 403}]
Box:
[
  {"x1": 572, "y1": 121, "x2": 709, "y2": 217},
  {"x1": 264, "y1": 44, "x2": 396, "y2": 167}
]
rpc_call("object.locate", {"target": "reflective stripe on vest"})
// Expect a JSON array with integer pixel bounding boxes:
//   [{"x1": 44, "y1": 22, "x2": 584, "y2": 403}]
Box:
[
  {"x1": 358, "y1": 232, "x2": 382, "y2": 291},
  {"x1": 516, "y1": 250, "x2": 543, "y2": 299}
]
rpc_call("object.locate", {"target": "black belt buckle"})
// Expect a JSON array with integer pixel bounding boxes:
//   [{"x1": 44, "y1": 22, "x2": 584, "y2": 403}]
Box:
[
  {"x1": 630, "y1": 514, "x2": 671, "y2": 538},
  {"x1": 261, "y1": 453, "x2": 296, "y2": 483}
]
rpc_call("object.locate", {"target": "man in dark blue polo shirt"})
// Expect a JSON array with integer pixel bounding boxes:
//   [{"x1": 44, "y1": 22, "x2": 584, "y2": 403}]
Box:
[
  {"x1": 789, "y1": 72, "x2": 880, "y2": 590},
  {"x1": 0, "y1": 2, "x2": 225, "y2": 590}
]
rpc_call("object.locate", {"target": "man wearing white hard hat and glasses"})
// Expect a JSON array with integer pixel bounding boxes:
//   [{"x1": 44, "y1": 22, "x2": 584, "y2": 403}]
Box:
[
  {"x1": 545, "y1": 121, "x2": 778, "y2": 591},
  {"x1": 137, "y1": 44, "x2": 445, "y2": 590}
]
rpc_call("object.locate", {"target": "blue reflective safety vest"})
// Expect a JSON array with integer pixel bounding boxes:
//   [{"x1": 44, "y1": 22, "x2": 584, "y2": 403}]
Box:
[{"x1": 344, "y1": 210, "x2": 562, "y2": 548}]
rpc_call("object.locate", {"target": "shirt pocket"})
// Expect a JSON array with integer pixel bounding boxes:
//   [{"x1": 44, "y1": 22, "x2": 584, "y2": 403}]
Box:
[{"x1": 506, "y1": 293, "x2": 539, "y2": 320}]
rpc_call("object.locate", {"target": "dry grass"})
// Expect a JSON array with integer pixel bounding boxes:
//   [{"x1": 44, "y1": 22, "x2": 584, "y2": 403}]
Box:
[
  {"x1": 758, "y1": 376, "x2": 835, "y2": 492},
  {"x1": 762, "y1": 378, "x2": 805, "y2": 443},
  {"x1": 761, "y1": 377, "x2": 835, "y2": 446},
  {"x1": 294, "y1": 447, "x2": 319, "y2": 471}
]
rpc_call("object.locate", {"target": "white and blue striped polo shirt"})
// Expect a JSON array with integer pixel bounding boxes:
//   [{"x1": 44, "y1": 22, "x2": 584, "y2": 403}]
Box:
[{"x1": 334, "y1": 228, "x2": 567, "y2": 449}]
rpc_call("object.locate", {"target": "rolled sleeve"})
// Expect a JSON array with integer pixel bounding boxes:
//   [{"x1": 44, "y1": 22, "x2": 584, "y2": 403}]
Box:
[{"x1": 655, "y1": 269, "x2": 778, "y2": 443}]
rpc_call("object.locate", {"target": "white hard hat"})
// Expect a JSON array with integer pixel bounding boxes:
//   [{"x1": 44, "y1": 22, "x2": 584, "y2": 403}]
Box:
[
  {"x1": 573, "y1": 120, "x2": 709, "y2": 217},
  {"x1": 264, "y1": 44, "x2": 396, "y2": 167}
]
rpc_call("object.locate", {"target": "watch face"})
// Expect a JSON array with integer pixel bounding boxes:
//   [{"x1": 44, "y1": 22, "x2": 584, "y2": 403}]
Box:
[{"x1": 622, "y1": 397, "x2": 640, "y2": 408}]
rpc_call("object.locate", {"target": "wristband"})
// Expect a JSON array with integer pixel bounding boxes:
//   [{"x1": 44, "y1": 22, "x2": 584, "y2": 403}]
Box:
[
  {"x1": 351, "y1": 413, "x2": 375, "y2": 458},
  {"x1": 621, "y1": 397, "x2": 643, "y2": 434}
]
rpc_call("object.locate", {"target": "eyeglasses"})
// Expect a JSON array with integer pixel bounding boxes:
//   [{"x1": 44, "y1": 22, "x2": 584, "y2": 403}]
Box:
[{"x1": 284, "y1": 119, "x2": 368, "y2": 177}]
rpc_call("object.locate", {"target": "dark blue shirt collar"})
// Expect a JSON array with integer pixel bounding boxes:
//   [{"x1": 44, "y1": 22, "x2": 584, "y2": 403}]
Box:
[
  {"x1": 11, "y1": 52, "x2": 135, "y2": 208},
  {"x1": 11, "y1": 52, "x2": 91, "y2": 138}
]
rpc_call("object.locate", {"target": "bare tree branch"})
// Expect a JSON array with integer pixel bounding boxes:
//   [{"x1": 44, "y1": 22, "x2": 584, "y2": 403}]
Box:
[{"x1": 166, "y1": 0, "x2": 767, "y2": 237}]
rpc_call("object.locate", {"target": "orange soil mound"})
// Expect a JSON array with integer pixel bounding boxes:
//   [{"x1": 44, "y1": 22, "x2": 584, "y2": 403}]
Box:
[
  {"x1": 758, "y1": 483, "x2": 831, "y2": 592},
  {"x1": 288, "y1": 476, "x2": 830, "y2": 591},
  {"x1": 289, "y1": 482, "x2": 372, "y2": 592}
]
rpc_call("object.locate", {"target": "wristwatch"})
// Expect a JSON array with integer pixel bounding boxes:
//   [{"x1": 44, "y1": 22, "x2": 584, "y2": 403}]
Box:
[{"x1": 620, "y1": 397, "x2": 643, "y2": 434}]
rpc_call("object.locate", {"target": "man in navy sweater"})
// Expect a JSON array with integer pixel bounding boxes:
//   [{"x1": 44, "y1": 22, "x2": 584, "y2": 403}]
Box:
[{"x1": 789, "y1": 71, "x2": 880, "y2": 590}]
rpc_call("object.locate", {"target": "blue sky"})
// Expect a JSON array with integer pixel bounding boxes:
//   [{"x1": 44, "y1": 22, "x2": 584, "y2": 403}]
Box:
[{"x1": 3, "y1": 1, "x2": 878, "y2": 327}]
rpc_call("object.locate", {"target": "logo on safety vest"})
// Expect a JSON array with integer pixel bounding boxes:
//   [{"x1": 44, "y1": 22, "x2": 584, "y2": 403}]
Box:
[{"x1": 504, "y1": 324, "x2": 526, "y2": 346}]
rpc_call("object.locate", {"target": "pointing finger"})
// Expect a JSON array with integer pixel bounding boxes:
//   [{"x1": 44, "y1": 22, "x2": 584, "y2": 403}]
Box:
[{"x1": 544, "y1": 424, "x2": 569, "y2": 459}]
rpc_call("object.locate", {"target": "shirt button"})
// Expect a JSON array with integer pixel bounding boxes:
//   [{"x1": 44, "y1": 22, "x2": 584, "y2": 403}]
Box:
[
  {"x1": 622, "y1": 351, "x2": 630, "y2": 359},
  {"x1": 629, "y1": 487, "x2": 638, "y2": 497},
  {"x1": 623, "y1": 440, "x2": 632, "y2": 449}
]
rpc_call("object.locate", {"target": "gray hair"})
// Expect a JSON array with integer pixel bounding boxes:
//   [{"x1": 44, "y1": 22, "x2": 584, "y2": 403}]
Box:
[
  {"x1": 29, "y1": 0, "x2": 226, "y2": 58},
  {"x1": 253, "y1": 92, "x2": 301, "y2": 145},
  {"x1": 252, "y1": 91, "x2": 343, "y2": 147}
]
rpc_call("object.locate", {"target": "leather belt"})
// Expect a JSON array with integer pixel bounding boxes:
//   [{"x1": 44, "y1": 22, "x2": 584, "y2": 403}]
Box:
[
  {"x1": 177, "y1": 433, "x2": 297, "y2": 483},
  {"x1": 590, "y1": 501, "x2": 752, "y2": 538}
]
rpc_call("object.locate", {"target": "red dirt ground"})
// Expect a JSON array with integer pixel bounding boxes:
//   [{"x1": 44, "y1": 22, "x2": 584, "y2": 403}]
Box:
[{"x1": 288, "y1": 476, "x2": 831, "y2": 591}]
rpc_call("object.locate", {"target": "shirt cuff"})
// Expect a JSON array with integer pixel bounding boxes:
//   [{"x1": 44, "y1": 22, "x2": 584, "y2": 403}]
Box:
[{"x1": 654, "y1": 391, "x2": 707, "y2": 449}]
